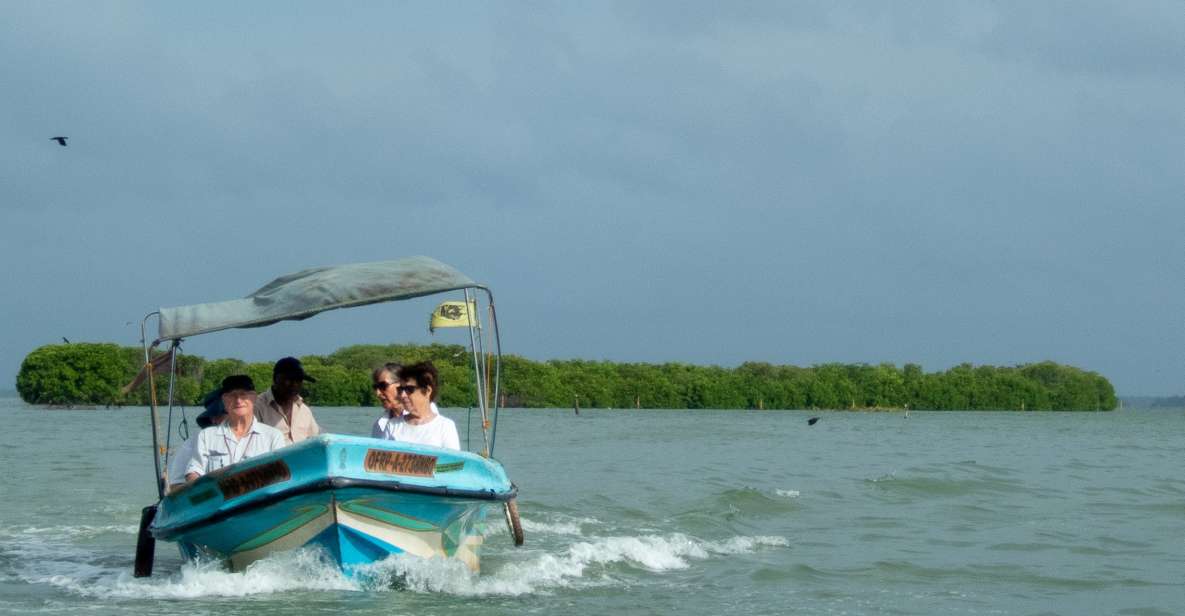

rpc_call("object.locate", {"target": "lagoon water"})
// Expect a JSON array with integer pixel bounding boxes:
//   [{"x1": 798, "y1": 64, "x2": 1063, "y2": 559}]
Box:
[{"x1": 0, "y1": 398, "x2": 1181, "y2": 615}]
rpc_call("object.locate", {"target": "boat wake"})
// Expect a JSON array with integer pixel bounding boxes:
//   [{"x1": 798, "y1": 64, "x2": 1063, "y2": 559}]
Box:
[
  {"x1": 65, "y1": 550, "x2": 356, "y2": 599},
  {"x1": 0, "y1": 517, "x2": 787, "y2": 599},
  {"x1": 353, "y1": 531, "x2": 789, "y2": 596}
]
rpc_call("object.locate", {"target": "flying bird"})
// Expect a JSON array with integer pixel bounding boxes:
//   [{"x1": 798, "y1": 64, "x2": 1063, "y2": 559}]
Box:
[
  {"x1": 62, "y1": 337, "x2": 70, "y2": 344},
  {"x1": 51, "y1": 137, "x2": 68, "y2": 146},
  {"x1": 807, "y1": 416, "x2": 819, "y2": 426}
]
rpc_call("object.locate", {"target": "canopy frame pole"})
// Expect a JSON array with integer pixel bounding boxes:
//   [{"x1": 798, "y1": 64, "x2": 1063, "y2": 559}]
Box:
[
  {"x1": 472, "y1": 294, "x2": 489, "y2": 412},
  {"x1": 463, "y1": 288, "x2": 490, "y2": 457},
  {"x1": 140, "y1": 312, "x2": 166, "y2": 500},
  {"x1": 479, "y1": 288, "x2": 503, "y2": 456},
  {"x1": 162, "y1": 340, "x2": 181, "y2": 478}
]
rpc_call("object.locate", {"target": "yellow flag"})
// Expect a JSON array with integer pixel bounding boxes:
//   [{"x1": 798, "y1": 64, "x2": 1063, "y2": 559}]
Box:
[{"x1": 429, "y1": 300, "x2": 478, "y2": 333}]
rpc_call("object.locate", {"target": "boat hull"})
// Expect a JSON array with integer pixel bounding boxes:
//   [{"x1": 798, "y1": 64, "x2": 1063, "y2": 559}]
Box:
[{"x1": 153, "y1": 435, "x2": 514, "y2": 573}]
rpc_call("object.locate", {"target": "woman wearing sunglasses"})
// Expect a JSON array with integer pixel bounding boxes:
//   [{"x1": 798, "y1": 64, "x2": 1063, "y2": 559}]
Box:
[{"x1": 370, "y1": 361, "x2": 460, "y2": 450}]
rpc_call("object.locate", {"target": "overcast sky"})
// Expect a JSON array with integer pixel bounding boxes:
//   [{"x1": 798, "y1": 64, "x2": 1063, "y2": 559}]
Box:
[{"x1": 3, "y1": 2, "x2": 1182, "y2": 396}]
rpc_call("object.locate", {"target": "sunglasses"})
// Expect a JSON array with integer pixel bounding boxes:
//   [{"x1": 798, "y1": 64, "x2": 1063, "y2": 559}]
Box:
[{"x1": 373, "y1": 381, "x2": 421, "y2": 395}]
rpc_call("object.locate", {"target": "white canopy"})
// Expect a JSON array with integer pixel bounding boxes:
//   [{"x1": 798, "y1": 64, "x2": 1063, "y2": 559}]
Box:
[{"x1": 157, "y1": 256, "x2": 478, "y2": 342}]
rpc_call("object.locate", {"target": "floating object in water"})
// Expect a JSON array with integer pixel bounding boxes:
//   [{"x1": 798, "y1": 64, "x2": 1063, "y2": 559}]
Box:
[{"x1": 807, "y1": 417, "x2": 819, "y2": 426}]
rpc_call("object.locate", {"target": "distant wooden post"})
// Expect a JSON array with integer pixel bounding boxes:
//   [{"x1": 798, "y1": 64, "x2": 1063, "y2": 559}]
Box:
[{"x1": 574, "y1": 394, "x2": 580, "y2": 415}]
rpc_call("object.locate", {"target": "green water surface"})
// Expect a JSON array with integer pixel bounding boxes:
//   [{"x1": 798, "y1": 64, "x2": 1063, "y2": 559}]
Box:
[{"x1": 0, "y1": 399, "x2": 1180, "y2": 615}]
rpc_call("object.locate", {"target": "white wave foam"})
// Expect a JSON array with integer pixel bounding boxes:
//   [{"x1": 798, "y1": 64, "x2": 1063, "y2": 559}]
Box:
[
  {"x1": 6, "y1": 523, "x2": 785, "y2": 600},
  {"x1": 569, "y1": 534, "x2": 706, "y2": 570},
  {"x1": 354, "y1": 532, "x2": 788, "y2": 596},
  {"x1": 6, "y1": 532, "x2": 126, "y2": 591},
  {"x1": 774, "y1": 489, "x2": 800, "y2": 498},
  {"x1": 519, "y1": 515, "x2": 601, "y2": 536},
  {"x1": 47, "y1": 549, "x2": 356, "y2": 599}
]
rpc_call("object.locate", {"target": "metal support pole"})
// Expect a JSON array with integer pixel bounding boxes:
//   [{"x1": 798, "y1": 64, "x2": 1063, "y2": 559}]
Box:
[
  {"x1": 140, "y1": 314, "x2": 165, "y2": 500},
  {"x1": 464, "y1": 288, "x2": 490, "y2": 456},
  {"x1": 483, "y1": 288, "x2": 503, "y2": 456},
  {"x1": 162, "y1": 341, "x2": 180, "y2": 473}
]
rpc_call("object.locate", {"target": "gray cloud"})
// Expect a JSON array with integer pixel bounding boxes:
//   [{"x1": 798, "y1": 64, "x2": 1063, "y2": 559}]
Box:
[{"x1": 2, "y1": 3, "x2": 1182, "y2": 394}]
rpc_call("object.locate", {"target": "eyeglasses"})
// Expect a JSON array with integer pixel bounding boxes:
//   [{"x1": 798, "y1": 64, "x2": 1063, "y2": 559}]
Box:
[{"x1": 373, "y1": 382, "x2": 422, "y2": 395}]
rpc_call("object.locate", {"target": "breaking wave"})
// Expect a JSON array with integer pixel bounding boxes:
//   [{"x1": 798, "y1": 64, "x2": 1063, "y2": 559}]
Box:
[
  {"x1": 45, "y1": 550, "x2": 356, "y2": 599},
  {"x1": 354, "y1": 532, "x2": 789, "y2": 596},
  {"x1": 1, "y1": 522, "x2": 786, "y2": 600}
]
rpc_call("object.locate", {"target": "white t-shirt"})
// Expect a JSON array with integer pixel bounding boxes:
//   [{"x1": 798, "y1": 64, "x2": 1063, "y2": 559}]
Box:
[
  {"x1": 372, "y1": 406, "x2": 460, "y2": 451},
  {"x1": 371, "y1": 402, "x2": 439, "y2": 439}
]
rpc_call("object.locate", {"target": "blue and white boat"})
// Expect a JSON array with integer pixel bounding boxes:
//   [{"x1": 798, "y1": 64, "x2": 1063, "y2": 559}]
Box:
[{"x1": 132, "y1": 257, "x2": 522, "y2": 576}]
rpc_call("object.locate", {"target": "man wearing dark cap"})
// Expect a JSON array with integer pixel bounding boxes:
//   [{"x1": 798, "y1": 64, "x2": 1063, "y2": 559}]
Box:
[
  {"x1": 255, "y1": 357, "x2": 321, "y2": 444},
  {"x1": 186, "y1": 375, "x2": 285, "y2": 481}
]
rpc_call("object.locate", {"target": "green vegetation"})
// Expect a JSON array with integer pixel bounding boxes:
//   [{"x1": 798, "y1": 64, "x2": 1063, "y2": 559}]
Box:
[{"x1": 15, "y1": 342, "x2": 1118, "y2": 411}]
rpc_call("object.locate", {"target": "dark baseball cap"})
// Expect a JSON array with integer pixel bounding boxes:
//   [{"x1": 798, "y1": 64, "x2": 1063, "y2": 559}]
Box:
[
  {"x1": 220, "y1": 374, "x2": 257, "y2": 393},
  {"x1": 274, "y1": 356, "x2": 316, "y2": 382}
]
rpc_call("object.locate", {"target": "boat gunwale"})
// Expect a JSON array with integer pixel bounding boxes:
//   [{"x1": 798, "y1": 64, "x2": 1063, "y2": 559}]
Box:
[{"x1": 152, "y1": 476, "x2": 516, "y2": 541}]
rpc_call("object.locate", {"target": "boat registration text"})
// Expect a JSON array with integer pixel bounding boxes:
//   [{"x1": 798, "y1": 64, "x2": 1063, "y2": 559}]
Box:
[
  {"x1": 217, "y1": 460, "x2": 292, "y2": 500},
  {"x1": 364, "y1": 449, "x2": 437, "y2": 478}
]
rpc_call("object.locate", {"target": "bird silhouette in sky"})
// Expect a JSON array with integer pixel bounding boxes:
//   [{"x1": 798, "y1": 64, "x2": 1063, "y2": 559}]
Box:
[
  {"x1": 51, "y1": 136, "x2": 68, "y2": 146},
  {"x1": 62, "y1": 337, "x2": 70, "y2": 344}
]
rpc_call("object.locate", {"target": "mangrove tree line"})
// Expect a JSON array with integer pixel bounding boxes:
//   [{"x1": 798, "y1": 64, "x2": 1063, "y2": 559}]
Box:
[{"x1": 16, "y1": 342, "x2": 1117, "y2": 411}]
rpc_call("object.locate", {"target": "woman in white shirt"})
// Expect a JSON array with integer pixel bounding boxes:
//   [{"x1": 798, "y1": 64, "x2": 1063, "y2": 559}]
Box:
[
  {"x1": 371, "y1": 361, "x2": 459, "y2": 450},
  {"x1": 371, "y1": 362, "x2": 406, "y2": 439}
]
